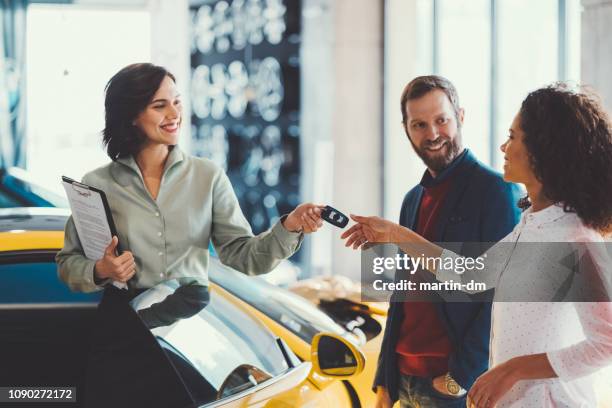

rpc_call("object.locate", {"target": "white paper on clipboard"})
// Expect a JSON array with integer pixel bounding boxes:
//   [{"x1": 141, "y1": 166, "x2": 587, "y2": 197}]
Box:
[{"x1": 62, "y1": 179, "x2": 128, "y2": 290}]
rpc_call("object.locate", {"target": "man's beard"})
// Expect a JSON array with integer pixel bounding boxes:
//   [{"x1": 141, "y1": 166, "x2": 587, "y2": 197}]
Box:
[{"x1": 409, "y1": 131, "x2": 463, "y2": 174}]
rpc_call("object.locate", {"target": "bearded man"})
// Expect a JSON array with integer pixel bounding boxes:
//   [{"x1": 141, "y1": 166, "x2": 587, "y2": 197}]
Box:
[{"x1": 373, "y1": 76, "x2": 522, "y2": 408}]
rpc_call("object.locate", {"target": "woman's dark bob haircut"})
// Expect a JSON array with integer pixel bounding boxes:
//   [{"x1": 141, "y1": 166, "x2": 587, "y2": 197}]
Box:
[
  {"x1": 519, "y1": 83, "x2": 612, "y2": 233},
  {"x1": 103, "y1": 63, "x2": 175, "y2": 160}
]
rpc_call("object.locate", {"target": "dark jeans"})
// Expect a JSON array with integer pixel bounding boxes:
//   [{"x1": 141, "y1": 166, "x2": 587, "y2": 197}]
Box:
[{"x1": 398, "y1": 375, "x2": 466, "y2": 408}]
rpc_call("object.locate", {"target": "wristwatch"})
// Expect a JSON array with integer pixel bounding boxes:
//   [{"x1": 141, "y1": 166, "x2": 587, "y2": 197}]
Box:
[{"x1": 444, "y1": 373, "x2": 467, "y2": 396}]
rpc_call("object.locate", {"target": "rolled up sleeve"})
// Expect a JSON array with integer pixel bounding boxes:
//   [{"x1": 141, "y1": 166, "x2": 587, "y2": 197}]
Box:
[{"x1": 211, "y1": 170, "x2": 303, "y2": 275}]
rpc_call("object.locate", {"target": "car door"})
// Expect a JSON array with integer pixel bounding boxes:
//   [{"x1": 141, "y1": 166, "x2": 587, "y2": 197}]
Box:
[
  {"x1": 0, "y1": 251, "x2": 335, "y2": 408},
  {"x1": 127, "y1": 279, "x2": 335, "y2": 408}
]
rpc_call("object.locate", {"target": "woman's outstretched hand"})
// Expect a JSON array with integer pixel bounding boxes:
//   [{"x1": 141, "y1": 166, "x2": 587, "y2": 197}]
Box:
[
  {"x1": 283, "y1": 203, "x2": 325, "y2": 233},
  {"x1": 340, "y1": 214, "x2": 399, "y2": 249}
]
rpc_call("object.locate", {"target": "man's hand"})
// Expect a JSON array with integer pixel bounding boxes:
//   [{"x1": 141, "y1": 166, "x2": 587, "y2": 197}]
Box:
[
  {"x1": 341, "y1": 214, "x2": 399, "y2": 249},
  {"x1": 374, "y1": 386, "x2": 393, "y2": 408},
  {"x1": 283, "y1": 203, "x2": 324, "y2": 233},
  {"x1": 432, "y1": 375, "x2": 448, "y2": 394},
  {"x1": 432, "y1": 373, "x2": 465, "y2": 397},
  {"x1": 94, "y1": 236, "x2": 136, "y2": 283}
]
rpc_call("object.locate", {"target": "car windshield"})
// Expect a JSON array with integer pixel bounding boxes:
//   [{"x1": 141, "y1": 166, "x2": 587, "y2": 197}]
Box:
[
  {"x1": 0, "y1": 190, "x2": 24, "y2": 207},
  {"x1": 130, "y1": 279, "x2": 293, "y2": 404},
  {"x1": 0, "y1": 167, "x2": 68, "y2": 208},
  {"x1": 208, "y1": 257, "x2": 346, "y2": 343}
]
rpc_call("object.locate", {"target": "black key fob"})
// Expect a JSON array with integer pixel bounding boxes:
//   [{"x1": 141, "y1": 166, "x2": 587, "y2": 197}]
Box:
[{"x1": 321, "y1": 205, "x2": 349, "y2": 228}]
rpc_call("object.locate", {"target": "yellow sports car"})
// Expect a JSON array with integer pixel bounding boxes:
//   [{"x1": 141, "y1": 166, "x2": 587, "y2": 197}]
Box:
[
  {"x1": 0, "y1": 207, "x2": 382, "y2": 407},
  {"x1": 209, "y1": 257, "x2": 387, "y2": 408}
]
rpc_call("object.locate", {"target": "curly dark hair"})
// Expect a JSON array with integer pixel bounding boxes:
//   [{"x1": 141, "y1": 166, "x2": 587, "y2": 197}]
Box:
[
  {"x1": 103, "y1": 63, "x2": 175, "y2": 160},
  {"x1": 518, "y1": 83, "x2": 612, "y2": 233}
]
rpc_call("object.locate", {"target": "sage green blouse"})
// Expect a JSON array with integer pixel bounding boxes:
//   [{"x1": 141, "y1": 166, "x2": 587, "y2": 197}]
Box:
[{"x1": 56, "y1": 147, "x2": 303, "y2": 292}]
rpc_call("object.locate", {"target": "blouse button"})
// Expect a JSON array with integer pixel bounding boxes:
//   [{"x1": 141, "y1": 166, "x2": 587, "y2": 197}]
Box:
[
  {"x1": 157, "y1": 232, "x2": 162, "y2": 237},
  {"x1": 155, "y1": 212, "x2": 160, "y2": 217}
]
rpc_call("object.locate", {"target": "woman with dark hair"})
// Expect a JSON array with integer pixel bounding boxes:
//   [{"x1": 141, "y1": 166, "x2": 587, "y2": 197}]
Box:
[
  {"x1": 342, "y1": 83, "x2": 612, "y2": 407},
  {"x1": 57, "y1": 63, "x2": 322, "y2": 292}
]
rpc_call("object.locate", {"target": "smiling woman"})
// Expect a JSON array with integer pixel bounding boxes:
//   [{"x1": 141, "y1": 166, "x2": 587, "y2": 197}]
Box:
[
  {"x1": 56, "y1": 63, "x2": 324, "y2": 294},
  {"x1": 102, "y1": 64, "x2": 178, "y2": 162},
  {"x1": 103, "y1": 66, "x2": 182, "y2": 200}
]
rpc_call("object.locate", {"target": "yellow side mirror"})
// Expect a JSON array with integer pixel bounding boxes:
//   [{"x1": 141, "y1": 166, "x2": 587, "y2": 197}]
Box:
[{"x1": 311, "y1": 332, "x2": 365, "y2": 379}]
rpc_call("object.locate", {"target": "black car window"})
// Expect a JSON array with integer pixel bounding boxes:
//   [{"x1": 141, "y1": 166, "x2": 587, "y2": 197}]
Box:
[
  {"x1": 130, "y1": 280, "x2": 291, "y2": 405},
  {"x1": 208, "y1": 258, "x2": 345, "y2": 343},
  {"x1": 0, "y1": 260, "x2": 102, "y2": 304},
  {"x1": 0, "y1": 189, "x2": 25, "y2": 208}
]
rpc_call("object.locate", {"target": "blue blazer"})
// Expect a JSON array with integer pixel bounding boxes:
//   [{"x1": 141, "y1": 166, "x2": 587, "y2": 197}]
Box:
[{"x1": 373, "y1": 149, "x2": 522, "y2": 402}]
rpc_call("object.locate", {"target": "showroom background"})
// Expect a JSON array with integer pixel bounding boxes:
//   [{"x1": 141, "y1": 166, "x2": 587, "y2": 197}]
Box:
[
  {"x1": 1, "y1": 0, "x2": 611, "y2": 278},
  {"x1": 1, "y1": 0, "x2": 612, "y2": 401}
]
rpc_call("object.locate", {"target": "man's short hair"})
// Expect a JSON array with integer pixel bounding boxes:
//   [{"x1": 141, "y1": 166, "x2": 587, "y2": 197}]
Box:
[{"x1": 400, "y1": 75, "x2": 461, "y2": 125}]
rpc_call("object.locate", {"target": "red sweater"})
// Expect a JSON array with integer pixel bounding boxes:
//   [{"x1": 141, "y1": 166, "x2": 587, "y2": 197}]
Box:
[{"x1": 395, "y1": 173, "x2": 454, "y2": 377}]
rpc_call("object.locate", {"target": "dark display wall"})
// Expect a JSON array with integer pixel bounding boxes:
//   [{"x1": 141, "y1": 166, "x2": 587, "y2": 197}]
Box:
[{"x1": 190, "y1": 0, "x2": 301, "y2": 238}]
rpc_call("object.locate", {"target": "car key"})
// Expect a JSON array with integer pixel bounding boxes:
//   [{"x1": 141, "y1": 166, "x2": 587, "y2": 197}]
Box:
[{"x1": 321, "y1": 205, "x2": 349, "y2": 228}]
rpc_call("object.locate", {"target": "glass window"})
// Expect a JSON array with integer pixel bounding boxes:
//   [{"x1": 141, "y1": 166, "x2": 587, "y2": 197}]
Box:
[
  {"x1": 208, "y1": 258, "x2": 346, "y2": 344},
  {"x1": 383, "y1": 0, "x2": 435, "y2": 220},
  {"x1": 384, "y1": 0, "x2": 582, "y2": 210},
  {"x1": 131, "y1": 280, "x2": 291, "y2": 404},
  {"x1": 565, "y1": 0, "x2": 581, "y2": 83},
  {"x1": 25, "y1": 5, "x2": 151, "y2": 196},
  {"x1": 494, "y1": 0, "x2": 559, "y2": 167},
  {"x1": 437, "y1": 0, "x2": 491, "y2": 164}
]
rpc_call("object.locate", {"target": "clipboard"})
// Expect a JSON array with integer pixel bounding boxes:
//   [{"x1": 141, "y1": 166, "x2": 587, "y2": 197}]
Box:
[{"x1": 61, "y1": 176, "x2": 128, "y2": 290}]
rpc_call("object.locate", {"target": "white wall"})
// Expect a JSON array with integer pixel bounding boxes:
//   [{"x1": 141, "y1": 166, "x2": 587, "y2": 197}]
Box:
[
  {"x1": 302, "y1": 0, "x2": 383, "y2": 279},
  {"x1": 301, "y1": 0, "x2": 335, "y2": 277},
  {"x1": 332, "y1": 0, "x2": 383, "y2": 280}
]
